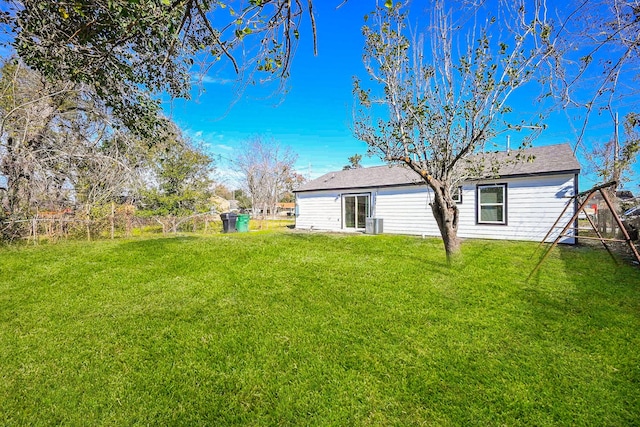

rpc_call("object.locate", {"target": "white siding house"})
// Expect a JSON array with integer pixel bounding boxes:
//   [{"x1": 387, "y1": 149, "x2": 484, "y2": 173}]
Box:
[{"x1": 295, "y1": 144, "x2": 580, "y2": 243}]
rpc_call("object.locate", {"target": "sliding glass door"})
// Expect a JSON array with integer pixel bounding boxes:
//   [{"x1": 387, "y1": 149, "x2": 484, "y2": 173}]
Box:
[{"x1": 343, "y1": 194, "x2": 370, "y2": 230}]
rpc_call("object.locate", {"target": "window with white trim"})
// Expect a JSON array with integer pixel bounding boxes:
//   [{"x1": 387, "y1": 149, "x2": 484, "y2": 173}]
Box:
[{"x1": 477, "y1": 184, "x2": 507, "y2": 224}]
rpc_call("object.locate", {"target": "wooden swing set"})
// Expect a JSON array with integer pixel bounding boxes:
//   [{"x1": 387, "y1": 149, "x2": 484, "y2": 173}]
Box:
[{"x1": 530, "y1": 181, "x2": 640, "y2": 278}]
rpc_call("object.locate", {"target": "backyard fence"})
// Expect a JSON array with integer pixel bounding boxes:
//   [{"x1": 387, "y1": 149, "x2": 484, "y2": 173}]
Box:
[
  {"x1": 587, "y1": 207, "x2": 638, "y2": 241},
  {"x1": 1, "y1": 211, "x2": 224, "y2": 243}
]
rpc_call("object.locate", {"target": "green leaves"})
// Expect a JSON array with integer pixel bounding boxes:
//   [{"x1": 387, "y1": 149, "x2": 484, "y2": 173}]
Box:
[
  {"x1": 234, "y1": 27, "x2": 253, "y2": 39},
  {"x1": 385, "y1": 0, "x2": 393, "y2": 10},
  {"x1": 140, "y1": 133, "x2": 214, "y2": 217},
  {"x1": 10, "y1": 0, "x2": 311, "y2": 137}
]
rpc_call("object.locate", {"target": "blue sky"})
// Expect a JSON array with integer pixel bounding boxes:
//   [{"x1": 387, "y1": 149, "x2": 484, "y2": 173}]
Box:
[
  {"x1": 164, "y1": 1, "x2": 375, "y2": 185},
  {"x1": 161, "y1": 1, "x2": 637, "y2": 192}
]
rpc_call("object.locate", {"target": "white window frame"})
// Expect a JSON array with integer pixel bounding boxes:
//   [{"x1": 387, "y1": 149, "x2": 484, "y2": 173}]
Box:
[
  {"x1": 477, "y1": 184, "x2": 507, "y2": 225},
  {"x1": 342, "y1": 193, "x2": 370, "y2": 230}
]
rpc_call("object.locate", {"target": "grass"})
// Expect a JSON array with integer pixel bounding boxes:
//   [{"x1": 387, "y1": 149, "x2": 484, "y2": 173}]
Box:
[{"x1": 1, "y1": 231, "x2": 638, "y2": 425}]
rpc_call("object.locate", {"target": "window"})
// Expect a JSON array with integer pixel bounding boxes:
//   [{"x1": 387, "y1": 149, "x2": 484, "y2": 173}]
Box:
[
  {"x1": 452, "y1": 186, "x2": 462, "y2": 204},
  {"x1": 477, "y1": 184, "x2": 507, "y2": 224}
]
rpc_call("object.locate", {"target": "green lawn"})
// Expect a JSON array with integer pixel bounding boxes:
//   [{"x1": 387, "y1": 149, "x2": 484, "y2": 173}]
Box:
[{"x1": 1, "y1": 232, "x2": 638, "y2": 426}]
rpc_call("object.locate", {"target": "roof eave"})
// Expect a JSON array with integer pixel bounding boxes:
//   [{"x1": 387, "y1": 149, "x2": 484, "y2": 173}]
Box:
[
  {"x1": 470, "y1": 168, "x2": 581, "y2": 181},
  {"x1": 294, "y1": 168, "x2": 581, "y2": 193}
]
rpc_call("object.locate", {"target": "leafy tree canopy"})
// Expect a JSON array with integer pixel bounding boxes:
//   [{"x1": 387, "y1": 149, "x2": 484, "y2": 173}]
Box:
[
  {"x1": 343, "y1": 153, "x2": 362, "y2": 170},
  {"x1": 2, "y1": 0, "x2": 316, "y2": 136},
  {"x1": 138, "y1": 126, "x2": 214, "y2": 217}
]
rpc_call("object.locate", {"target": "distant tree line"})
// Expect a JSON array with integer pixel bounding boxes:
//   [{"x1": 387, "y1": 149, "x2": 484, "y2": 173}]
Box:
[
  {"x1": 0, "y1": 60, "x2": 307, "y2": 242},
  {"x1": 0, "y1": 60, "x2": 217, "y2": 241}
]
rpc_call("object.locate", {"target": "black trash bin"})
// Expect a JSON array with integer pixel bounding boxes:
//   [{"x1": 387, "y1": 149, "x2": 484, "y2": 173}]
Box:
[{"x1": 220, "y1": 212, "x2": 238, "y2": 233}]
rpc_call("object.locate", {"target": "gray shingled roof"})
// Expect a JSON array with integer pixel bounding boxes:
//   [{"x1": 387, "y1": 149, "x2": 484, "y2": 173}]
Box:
[{"x1": 295, "y1": 144, "x2": 580, "y2": 192}]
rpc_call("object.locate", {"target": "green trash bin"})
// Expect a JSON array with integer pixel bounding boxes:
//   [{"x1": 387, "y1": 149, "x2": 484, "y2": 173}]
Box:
[{"x1": 236, "y1": 214, "x2": 250, "y2": 232}]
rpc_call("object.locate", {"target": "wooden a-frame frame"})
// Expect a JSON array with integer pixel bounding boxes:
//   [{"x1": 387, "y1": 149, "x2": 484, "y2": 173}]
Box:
[{"x1": 529, "y1": 181, "x2": 640, "y2": 279}]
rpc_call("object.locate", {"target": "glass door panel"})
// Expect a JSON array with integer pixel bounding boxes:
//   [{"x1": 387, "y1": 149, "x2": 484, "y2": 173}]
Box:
[
  {"x1": 357, "y1": 196, "x2": 369, "y2": 229},
  {"x1": 344, "y1": 196, "x2": 356, "y2": 228},
  {"x1": 343, "y1": 194, "x2": 369, "y2": 230}
]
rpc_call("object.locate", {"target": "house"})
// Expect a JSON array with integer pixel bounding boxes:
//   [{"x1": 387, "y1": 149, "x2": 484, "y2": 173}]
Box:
[
  {"x1": 294, "y1": 144, "x2": 581, "y2": 243},
  {"x1": 277, "y1": 202, "x2": 296, "y2": 216},
  {"x1": 210, "y1": 195, "x2": 230, "y2": 213}
]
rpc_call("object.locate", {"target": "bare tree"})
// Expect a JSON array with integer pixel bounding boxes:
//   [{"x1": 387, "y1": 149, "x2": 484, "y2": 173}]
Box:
[
  {"x1": 236, "y1": 138, "x2": 298, "y2": 219},
  {"x1": 585, "y1": 112, "x2": 640, "y2": 195},
  {"x1": 549, "y1": 0, "x2": 640, "y2": 150},
  {"x1": 354, "y1": 1, "x2": 554, "y2": 261},
  {"x1": 549, "y1": 0, "x2": 640, "y2": 205},
  {"x1": 0, "y1": 61, "x2": 71, "y2": 218},
  {"x1": 0, "y1": 60, "x2": 154, "y2": 240}
]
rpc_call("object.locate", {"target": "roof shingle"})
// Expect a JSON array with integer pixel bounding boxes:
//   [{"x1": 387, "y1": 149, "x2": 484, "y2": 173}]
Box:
[{"x1": 295, "y1": 144, "x2": 580, "y2": 192}]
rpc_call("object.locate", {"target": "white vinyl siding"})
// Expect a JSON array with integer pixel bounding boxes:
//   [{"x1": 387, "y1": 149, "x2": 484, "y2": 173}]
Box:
[
  {"x1": 295, "y1": 173, "x2": 576, "y2": 244},
  {"x1": 374, "y1": 186, "x2": 439, "y2": 236},
  {"x1": 295, "y1": 191, "x2": 342, "y2": 231},
  {"x1": 458, "y1": 175, "x2": 576, "y2": 243}
]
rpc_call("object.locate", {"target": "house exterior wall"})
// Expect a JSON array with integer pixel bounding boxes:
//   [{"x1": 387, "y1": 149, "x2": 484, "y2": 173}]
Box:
[
  {"x1": 458, "y1": 174, "x2": 576, "y2": 243},
  {"x1": 296, "y1": 173, "x2": 577, "y2": 243},
  {"x1": 373, "y1": 186, "x2": 440, "y2": 236},
  {"x1": 295, "y1": 191, "x2": 343, "y2": 231}
]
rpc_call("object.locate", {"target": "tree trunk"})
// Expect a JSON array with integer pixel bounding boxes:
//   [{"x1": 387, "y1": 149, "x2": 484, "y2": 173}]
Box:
[{"x1": 429, "y1": 183, "x2": 461, "y2": 263}]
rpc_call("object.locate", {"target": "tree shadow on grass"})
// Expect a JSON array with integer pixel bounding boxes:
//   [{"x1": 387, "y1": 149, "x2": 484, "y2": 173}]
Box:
[
  {"x1": 524, "y1": 244, "x2": 637, "y2": 320},
  {"x1": 283, "y1": 231, "x2": 451, "y2": 268},
  {"x1": 110, "y1": 235, "x2": 204, "y2": 256},
  {"x1": 519, "y1": 244, "x2": 640, "y2": 424}
]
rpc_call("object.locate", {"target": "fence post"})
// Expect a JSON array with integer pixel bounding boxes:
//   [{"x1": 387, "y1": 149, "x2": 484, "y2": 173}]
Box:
[
  {"x1": 32, "y1": 217, "x2": 37, "y2": 245},
  {"x1": 110, "y1": 201, "x2": 115, "y2": 239}
]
